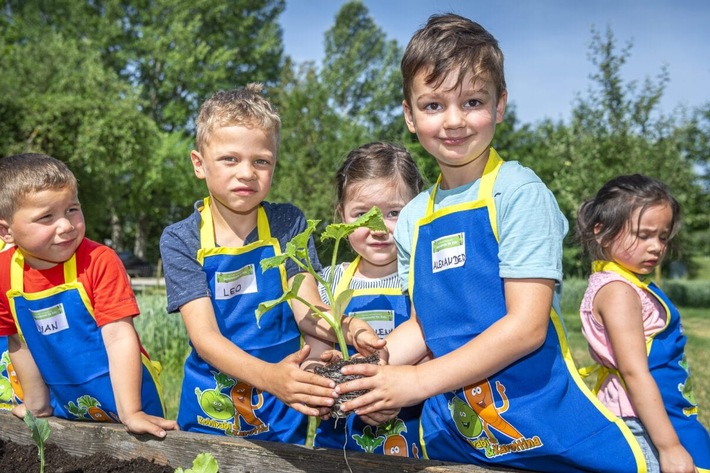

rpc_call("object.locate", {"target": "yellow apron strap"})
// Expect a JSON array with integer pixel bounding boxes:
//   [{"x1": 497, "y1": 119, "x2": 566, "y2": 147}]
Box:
[
  {"x1": 592, "y1": 260, "x2": 669, "y2": 355},
  {"x1": 334, "y1": 255, "x2": 360, "y2": 297},
  {"x1": 476, "y1": 148, "x2": 503, "y2": 201},
  {"x1": 200, "y1": 197, "x2": 271, "y2": 249}
]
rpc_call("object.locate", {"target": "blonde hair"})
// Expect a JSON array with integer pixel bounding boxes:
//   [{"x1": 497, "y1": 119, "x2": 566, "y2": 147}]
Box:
[
  {"x1": 195, "y1": 83, "x2": 281, "y2": 153},
  {"x1": 0, "y1": 153, "x2": 77, "y2": 221}
]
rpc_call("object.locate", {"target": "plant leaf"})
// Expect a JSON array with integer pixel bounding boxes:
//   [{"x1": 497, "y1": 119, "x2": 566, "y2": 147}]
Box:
[
  {"x1": 255, "y1": 274, "x2": 305, "y2": 327},
  {"x1": 260, "y1": 220, "x2": 320, "y2": 272},
  {"x1": 191, "y1": 452, "x2": 220, "y2": 473},
  {"x1": 24, "y1": 410, "x2": 51, "y2": 448},
  {"x1": 321, "y1": 207, "x2": 385, "y2": 242},
  {"x1": 332, "y1": 288, "x2": 354, "y2": 323}
]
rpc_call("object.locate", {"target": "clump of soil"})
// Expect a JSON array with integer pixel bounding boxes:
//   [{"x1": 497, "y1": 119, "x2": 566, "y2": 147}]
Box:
[
  {"x1": 0, "y1": 437, "x2": 173, "y2": 473},
  {"x1": 314, "y1": 353, "x2": 379, "y2": 419}
]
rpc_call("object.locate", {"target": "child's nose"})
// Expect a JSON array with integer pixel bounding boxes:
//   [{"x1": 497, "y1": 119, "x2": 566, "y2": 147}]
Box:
[
  {"x1": 57, "y1": 217, "x2": 75, "y2": 234},
  {"x1": 444, "y1": 107, "x2": 465, "y2": 128},
  {"x1": 235, "y1": 163, "x2": 256, "y2": 180}
]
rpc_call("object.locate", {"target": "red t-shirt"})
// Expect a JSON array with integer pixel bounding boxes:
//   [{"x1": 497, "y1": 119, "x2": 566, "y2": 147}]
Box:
[{"x1": 0, "y1": 239, "x2": 140, "y2": 336}]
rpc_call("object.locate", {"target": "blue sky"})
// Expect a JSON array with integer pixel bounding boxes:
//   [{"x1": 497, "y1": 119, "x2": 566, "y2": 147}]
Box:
[{"x1": 279, "y1": 0, "x2": 710, "y2": 125}]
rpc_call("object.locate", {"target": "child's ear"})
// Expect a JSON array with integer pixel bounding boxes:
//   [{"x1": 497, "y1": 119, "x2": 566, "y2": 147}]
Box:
[
  {"x1": 190, "y1": 150, "x2": 205, "y2": 179},
  {"x1": 0, "y1": 219, "x2": 14, "y2": 244},
  {"x1": 402, "y1": 100, "x2": 416, "y2": 134},
  {"x1": 593, "y1": 224, "x2": 604, "y2": 244}
]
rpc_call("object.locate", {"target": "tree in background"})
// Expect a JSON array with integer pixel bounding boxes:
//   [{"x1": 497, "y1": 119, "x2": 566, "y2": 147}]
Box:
[
  {"x1": 0, "y1": 0, "x2": 285, "y2": 260},
  {"x1": 526, "y1": 28, "x2": 706, "y2": 277},
  {"x1": 271, "y1": 1, "x2": 406, "y2": 263}
]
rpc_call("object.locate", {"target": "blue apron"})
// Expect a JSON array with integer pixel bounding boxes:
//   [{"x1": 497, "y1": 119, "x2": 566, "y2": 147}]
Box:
[
  {"x1": 314, "y1": 257, "x2": 423, "y2": 458},
  {"x1": 177, "y1": 198, "x2": 307, "y2": 443},
  {"x1": 7, "y1": 249, "x2": 164, "y2": 421},
  {"x1": 588, "y1": 261, "x2": 710, "y2": 471},
  {"x1": 412, "y1": 149, "x2": 644, "y2": 472}
]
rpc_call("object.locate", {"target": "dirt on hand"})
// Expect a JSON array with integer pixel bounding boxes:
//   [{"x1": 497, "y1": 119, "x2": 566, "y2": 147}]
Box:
[{"x1": 314, "y1": 353, "x2": 379, "y2": 419}]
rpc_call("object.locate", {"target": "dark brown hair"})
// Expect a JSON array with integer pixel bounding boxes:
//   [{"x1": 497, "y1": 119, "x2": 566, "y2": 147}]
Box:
[
  {"x1": 335, "y1": 142, "x2": 424, "y2": 218},
  {"x1": 576, "y1": 174, "x2": 682, "y2": 261},
  {"x1": 401, "y1": 13, "x2": 506, "y2": 105}
]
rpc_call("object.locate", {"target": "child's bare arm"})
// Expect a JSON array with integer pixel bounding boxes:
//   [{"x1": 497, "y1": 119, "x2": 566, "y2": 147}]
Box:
[
  {"x1": 596, "y1": 282, "x2": 695, "y2": 472},
  {"x1": 102, "y1": 318, "x2": 178, "y2": 437},
  {"x1": 7, "y1": 334, "x2": 52, "y2": 418},
  {"x1": 181, "y1": 297, "x2": 337, "y2": 416},
  {"x1": 337, "y1": 278, "x2": 552, "y2": 415}
]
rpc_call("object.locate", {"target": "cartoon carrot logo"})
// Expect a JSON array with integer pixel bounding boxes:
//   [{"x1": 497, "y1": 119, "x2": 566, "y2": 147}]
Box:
[{"x1": 376, "y1": 418, "x2": 409, "y2": 457}]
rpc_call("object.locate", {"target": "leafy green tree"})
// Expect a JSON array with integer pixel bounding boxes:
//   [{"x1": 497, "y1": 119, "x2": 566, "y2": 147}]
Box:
[
  {"x1": 532, "y1": 27, "x2": 705, "y2": 276},
  {"x1": 1, "y1": 0, "x2": 286, "y2": 260}
]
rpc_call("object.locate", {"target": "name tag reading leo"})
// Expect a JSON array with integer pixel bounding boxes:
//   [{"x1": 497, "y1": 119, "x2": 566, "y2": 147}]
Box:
[
  {"x1": 216, "y1": 265, "x2": 258, "y2": 300},
  {"x1": 432, "y1": 232, "x2": 467, "y2": 273}
]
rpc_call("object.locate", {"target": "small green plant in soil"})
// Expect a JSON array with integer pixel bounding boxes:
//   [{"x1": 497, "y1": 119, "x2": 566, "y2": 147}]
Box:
[
  {"x1": 23, "y1": 411, "x2": 51, "y2": 473},
  {"x1": 256, "y1": 207, "x2": 386, "y2": 417},
  {"x1": 174, "y1": 452, "x2": 219, "y2": 473}
]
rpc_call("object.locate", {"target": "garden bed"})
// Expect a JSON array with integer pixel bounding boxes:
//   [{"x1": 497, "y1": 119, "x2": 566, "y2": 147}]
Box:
[{"x1": 0, "y1": 411, "x2": 525, "y2": 473}]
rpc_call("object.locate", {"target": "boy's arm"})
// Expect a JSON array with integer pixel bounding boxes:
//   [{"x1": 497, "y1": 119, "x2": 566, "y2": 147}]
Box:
[
  {"x1": 101, "y1": 318, "x2": 178, "y2": 437},
  {"x1": 180, "y1": 297, "x2": 336, "y2": 416},
  {"x1": 7, "y1": 334, "x2": 52, "y2": 418},
  {"x1": 336, "y1": 278, "x2": 551, "y2": 415}
]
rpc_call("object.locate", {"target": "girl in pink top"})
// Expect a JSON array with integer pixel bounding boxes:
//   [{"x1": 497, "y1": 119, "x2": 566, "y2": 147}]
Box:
[{"x1": 576, "y1": 174, "x2": 709, "y2": 473}]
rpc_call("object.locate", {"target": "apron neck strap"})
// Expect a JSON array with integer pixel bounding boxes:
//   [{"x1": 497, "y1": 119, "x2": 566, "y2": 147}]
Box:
[
  {"x1": 427, "y1": 147, "x2": 503, "y2": 214},
  {"x1": 199, "y1": 197, "x2": 270, "y2": 248},
  {"x1": 10, "y1": 249, "x2": 78, "y2": 292}
]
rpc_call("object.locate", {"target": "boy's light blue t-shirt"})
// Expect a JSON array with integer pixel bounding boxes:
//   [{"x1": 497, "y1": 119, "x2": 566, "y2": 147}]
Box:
[{"x1": 394, "y1": 160, "x2": 569, "y2": 292}]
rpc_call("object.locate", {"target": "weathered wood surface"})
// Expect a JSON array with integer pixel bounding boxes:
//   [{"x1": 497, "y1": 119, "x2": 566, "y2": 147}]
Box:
[{"x1": 0, "y1": 411, "x2": 527, "y2": 473}]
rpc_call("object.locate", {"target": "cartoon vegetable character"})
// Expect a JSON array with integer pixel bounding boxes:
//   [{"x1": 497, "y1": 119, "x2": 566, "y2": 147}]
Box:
[
  {"x1": 196, "y1": 371, "x2": 236, "y2": 420},
  {"x1": 352, "y1": 424, "x2": 385, "y2": 453},
  {"x1": 376, "y1": 418, "x2": 409, "y2": 457},
  {"x1": 77, "y1": 395, "x2": 116, "y2": 422}
]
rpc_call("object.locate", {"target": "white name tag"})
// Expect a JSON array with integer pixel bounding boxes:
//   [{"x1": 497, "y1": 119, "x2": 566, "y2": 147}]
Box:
[
  {"x1": 215, "y1": 264, "x2": 258, "y2": 300},
  {"x1": 30, "y1": 303, "x2": 70, "y2": 335},
  {"x1": 350, "y1": 309, "x2": 394, "y2": 339},
  {"x1": 431, "y1": 232, "x2": 466, "y2": 273}
]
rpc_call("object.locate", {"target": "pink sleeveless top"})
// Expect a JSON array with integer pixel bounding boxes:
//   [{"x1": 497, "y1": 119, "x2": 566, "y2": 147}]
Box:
[{"x1": 580, "y1": 270, "x2": 667, "y2": 417}]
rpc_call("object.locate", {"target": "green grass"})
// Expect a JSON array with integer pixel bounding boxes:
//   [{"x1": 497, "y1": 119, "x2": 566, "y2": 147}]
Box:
[
  {"x1": 134, "y1": 293, "x2": 188, "y2": 420},
  {"x1": 134, "y1": 288, "x2": 709, "y2": 429}
]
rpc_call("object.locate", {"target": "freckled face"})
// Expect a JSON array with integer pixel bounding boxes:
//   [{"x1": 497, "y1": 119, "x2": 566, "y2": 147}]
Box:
[
  {"x1": 341, "y1": 178, "x2": 414, "y2": 279},
  {"x1": 605, "y1": 204, "x2": 673, "y2": 275},
  {"x1": 1, "y1": 187, "x2": 85, "y2": 269},
  {"x1": 403, "y1": 68, "x2": 506, "y2": 189},
  {"x1": 191, "y1": 125, "x2": 277, "y2": 217}
]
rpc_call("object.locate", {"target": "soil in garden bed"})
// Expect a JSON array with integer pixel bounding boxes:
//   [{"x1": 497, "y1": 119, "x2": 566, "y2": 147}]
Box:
[{"x1": 0, "y1": 437, "x2": 173, "y2": 473}]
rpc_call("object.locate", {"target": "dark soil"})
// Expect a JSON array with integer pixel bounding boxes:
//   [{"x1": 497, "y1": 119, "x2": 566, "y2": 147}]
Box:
[
  {"x1": 0, "y1": 437, "x2": 173, "y2": 473},
  {"x1": 314, "y1": 353, "x2": 379, "y2": 419}
]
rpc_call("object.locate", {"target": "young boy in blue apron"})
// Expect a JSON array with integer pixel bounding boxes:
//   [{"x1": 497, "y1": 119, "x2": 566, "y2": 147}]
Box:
[
  {"x1": 335, "y1": 14, "x2": 646, "y2": 472},
  {"x1": 0, "y1": 154, "x2": 176, "y2": 438},
  {"x1": 159, "y1": 84, "x2": 383, "y2": 443}
]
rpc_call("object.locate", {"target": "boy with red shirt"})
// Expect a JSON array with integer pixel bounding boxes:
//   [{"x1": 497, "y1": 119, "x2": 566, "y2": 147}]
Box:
[{"x1": 0, "y1": 153, "x2": 177, "y2": 438}]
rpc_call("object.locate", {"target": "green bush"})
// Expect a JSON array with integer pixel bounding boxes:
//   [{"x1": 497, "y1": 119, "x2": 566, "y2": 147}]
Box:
[{"x1": 660, "y1": 280, "x2": 710, "y2": 308}]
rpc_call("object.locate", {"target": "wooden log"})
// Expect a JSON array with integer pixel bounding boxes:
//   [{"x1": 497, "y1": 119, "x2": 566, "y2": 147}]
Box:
[{"x1": 0, "y1": 411, "x2": 527, "y2": 473}]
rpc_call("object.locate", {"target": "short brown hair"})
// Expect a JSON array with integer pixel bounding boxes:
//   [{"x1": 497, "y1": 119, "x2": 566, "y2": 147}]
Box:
[
  {"x1": 401, "y1": 13, "x2": 506, "y2": 105},
  {"x1": 195, "y1": 83, "x2": 281, "y2": 153},
  {"x1": 0, "y1": 153, "x2": 77, "y2": 221}
]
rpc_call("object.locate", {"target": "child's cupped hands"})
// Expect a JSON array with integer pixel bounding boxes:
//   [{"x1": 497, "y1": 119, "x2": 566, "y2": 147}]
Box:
[
  {"x1": 335, "y1": 363, "x2": 422, "y2": 419},
  {"x1": 269, "y1": 345, "x2": 338, "y2": 417}
]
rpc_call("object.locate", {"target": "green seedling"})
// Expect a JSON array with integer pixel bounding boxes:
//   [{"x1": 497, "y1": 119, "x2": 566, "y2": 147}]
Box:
[
  {"x1": 256, "y1": 207, "x2": 387, "y2": 361},
  {"x1": 174, "y1": 452, "x2": 219, "y2": 473},
  {"x1": 23, "y1": 411, "x2": 51, "y2": 473}
]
